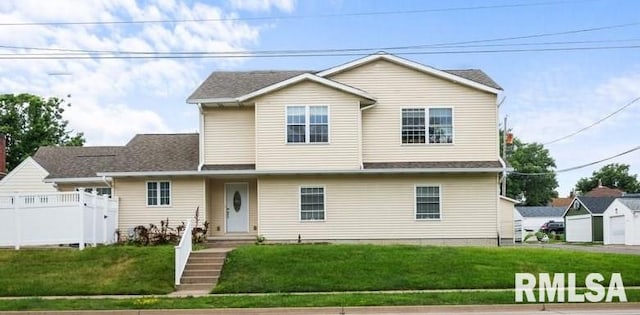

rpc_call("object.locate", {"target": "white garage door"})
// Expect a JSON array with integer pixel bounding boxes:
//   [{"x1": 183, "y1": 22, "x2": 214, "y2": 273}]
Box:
[
  {"x1": 609, "y1": 215, "x2": 625, "y2": 244},
  {"x1": 566, "y1": 216, "x2": 592, "y2": 242}
]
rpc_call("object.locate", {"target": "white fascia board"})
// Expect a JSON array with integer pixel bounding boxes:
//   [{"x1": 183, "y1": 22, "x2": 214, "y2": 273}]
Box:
[
  {"x1": 186, "y1": 97, "x2": 238, "y2": 104},
  {"x1": 97, "y1": 168, "x2": 503, "y2": 177},
  {"x1": 317, "y1": 53, "x2": 501, "y2": 95},
  {"x1": 499, "y1": 195, "x2": 520, "y2": 204},
  {"x1": 44, "y1": 177, "x2": 113, "y2": 183},
  {"x1": 237, "y1": 73, "x2": 377, "y2": 104}
]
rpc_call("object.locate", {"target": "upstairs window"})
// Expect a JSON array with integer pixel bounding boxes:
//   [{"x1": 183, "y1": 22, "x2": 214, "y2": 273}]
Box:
[
  {"x1": 147, "y1": 181, "x2": 171, "y2": 206},
  {"x1": 287, "y1": 106, "x2": 328, "y2": 143},
  {"x1": 402, "y1": 107, "x2": 453, "y2": 144}
]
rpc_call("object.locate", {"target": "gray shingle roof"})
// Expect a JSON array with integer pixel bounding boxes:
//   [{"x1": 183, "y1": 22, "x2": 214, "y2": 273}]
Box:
[
  {"x1": 32, "y1": 133, "x2": 199, "y2": 178},
  {"x1": 577, "y1": 196, "x2": 617, "y2": 214},
  {"x1": 188, "y1": 71, "x2": 310, "y2": 101},
  {"x1": 188, "y1": 68, "x2": 502, "y2": 102},
  {"x1": 443, "y1": 69, "x2": 502, "y2": 90},
  {"x1": 363, "y1": 161, "x2": 502, "y2": 169},
  {"x1": 112, "y1": 134, "x2": 199, "y2": 172},
  {"x1": 618, "y1": 198, "x2": 640, "y2": 211},
  {"x1": 515, "y1": 206, "x2": 566, "y2": 218},
  {"x1": 33, "y1": 146, "x2": 124, "y2": 179}
]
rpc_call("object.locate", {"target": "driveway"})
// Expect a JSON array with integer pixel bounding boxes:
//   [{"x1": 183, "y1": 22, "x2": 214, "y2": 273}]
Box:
[{"x1": 523, "y1": 243, "x2": 640, "y2": 255}]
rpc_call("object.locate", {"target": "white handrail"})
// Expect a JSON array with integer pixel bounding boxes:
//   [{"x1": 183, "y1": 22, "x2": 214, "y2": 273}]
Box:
[{"x1": 174, "y1": 219, "x2": 193, "y2": 286}]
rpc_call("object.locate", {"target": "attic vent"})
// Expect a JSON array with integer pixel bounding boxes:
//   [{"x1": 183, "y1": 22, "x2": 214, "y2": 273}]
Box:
[{"x1": 572, "y1": 200, "x2": 580, "y2": 210}]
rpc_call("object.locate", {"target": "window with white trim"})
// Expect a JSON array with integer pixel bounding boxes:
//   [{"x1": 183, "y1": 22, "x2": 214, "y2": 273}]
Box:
[
  {"x1": 287, "y1": 106, "x2": 328, "y2": 143},
  {"x1": 300, "y1": 187, "x2": 325, "y2": 220},
  {"x1": 416, "y1": 186, "x2": 441, "y2": 219},
  {"x1": 401, "y1": 108, "x2": 453, "y2": 144},
  {"x1": 147, "y1": 181, "x2": 171, "y2": 206}
]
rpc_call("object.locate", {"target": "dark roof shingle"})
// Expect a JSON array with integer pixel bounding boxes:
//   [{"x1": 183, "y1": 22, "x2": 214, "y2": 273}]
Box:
[
  {"x1": 33, "y1": 146, "x2": 123, "y2": 179},
  {"x1": 515, "y1": 206, "x2": 566, "y2": 218},
  {"x1": 188, "y1": 71, "x2": 310, "y2": 101},
  {"x1": 576, "y1": 196, "x2": 617, "y2": 214},
  {"x1": 443, "y1": 69, "x2": 502, "y2": 90},
  {"x1": 363, "y1": 161, "x2": 502, "y2": 169}
]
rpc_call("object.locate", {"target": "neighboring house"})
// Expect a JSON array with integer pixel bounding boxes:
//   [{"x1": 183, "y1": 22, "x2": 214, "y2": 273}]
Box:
[
  {"x1": 603, "y1": 196, "x2": 640, "y2": 245},
  {"x1": 499, "y1": 196, "x2": 519, "y2": 242},
  {"x1": 0, "y1": 146, "x2": 119, "y2": 196},
  {"x1": 514, "y1": 206, "x2": 565, "y2": 232},
  {"x1": 549, "y1": 191, "x2": 575, "y2": 208},
  {"x1": 584, "y1": 184, "x2": 624, "y2": 197},
  {"x1": 563, "y1": 196, "x2": 617, "y2": 242},
  {"x1": 8, "y1": 53, "x2": 509, "y2": 245}
]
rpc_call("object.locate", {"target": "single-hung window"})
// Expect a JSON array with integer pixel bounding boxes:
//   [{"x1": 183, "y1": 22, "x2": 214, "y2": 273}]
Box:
[
  {"x1": 287, "y1": 106, "x2": 328, "y2": 143},
  {"x1": 147, "y1": 181, "x2": 171, "y2": 206},
  {"x1": 300, "y1": 187, "x2": 325, "y2": 221},
  {"x1": 429, "y1": 108, "x2": 453, "y2": 144},
  {"x1": 401, "y1": 108, "x2": 426, "y2": 144},
  {"x1": 416, "y1": 186, "x2": 441, "y2": 220}
]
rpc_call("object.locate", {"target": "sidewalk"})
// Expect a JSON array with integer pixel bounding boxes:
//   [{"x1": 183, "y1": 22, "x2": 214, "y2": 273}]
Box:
[{"x1": 1, "y1": 303, "x2": 640, "y2": 315}]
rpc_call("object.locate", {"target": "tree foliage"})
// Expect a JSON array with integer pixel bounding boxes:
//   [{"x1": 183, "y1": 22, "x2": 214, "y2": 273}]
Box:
[
  {"x1": 0, "y1": 93, "x2": 85, "y2": 171},
  {"x1": 575, "y1": 163, "x2": 640, "y2": 194},
  {"x1": 501, "y1": 131, "x2": 559, "y2": 205}
]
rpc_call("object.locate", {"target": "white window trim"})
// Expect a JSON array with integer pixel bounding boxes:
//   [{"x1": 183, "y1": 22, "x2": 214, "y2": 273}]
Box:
[
  {"x1": 146, "y1": 180, "x2": 172, "y2": 207},
  {"x1": 298, "y1": 185, "x2": 327, "y2": 222},
  {"x1": 414, "y1": 184, "x2": 442, "y2": 221},
  {"x1": 400, "y1": 106, "x2": 455, "y2": 145},
  {"x1": 285, "y1": 105, "x2": 331, "y2": 145}
]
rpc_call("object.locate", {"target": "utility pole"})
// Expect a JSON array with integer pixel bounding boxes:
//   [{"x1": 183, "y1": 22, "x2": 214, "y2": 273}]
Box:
[{"x1": 502, "y1": 116, "x2": 507, "y2": 196}]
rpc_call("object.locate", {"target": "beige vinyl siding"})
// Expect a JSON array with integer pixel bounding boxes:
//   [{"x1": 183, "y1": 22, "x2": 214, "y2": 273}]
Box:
[
  {"x1": 330, "y1": 59, "x2": 499, "y2": 162},
  {"x1": 258, "y1": 174, "x2": 498, "y2": 240},
  {"x1": 56, "y1": 183, "x2": 110, "y2": 192},
  {"x1": 202, "y1": 106, "x2": 255, "y2": 165},
  {"x1": 113, "y1": 177, "x2": 205, "y2": 232},
  {"x1": 254, "y1": 81, "x2": 361, "y2": 170},
  {"x1": 0, "y1": 158, "x2": 56, "y2": 193},
  {"x1": 207, "y1": 178, "x2": 258, "y2": 236},
  {"x1": 499, "y1": 198, "x2": 515, "y2": 239}
]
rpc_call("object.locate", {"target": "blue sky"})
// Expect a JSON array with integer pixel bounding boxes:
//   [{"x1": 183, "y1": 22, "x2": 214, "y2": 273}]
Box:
[{"x1": 0, "y1": 0, "x2": 639, "y2": 197}]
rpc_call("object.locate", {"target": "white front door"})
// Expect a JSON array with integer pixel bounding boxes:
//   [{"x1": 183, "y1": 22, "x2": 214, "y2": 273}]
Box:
[
  {"x1": 226, "y1": 183, "x2": 249, "y2": 233},
  {"x1": 610, "y1": 215, "x2": 626, "y2": 244}
]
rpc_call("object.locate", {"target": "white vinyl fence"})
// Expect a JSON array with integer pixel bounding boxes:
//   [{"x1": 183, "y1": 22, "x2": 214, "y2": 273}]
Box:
[
  {"x1": 175, "y1": 219, "x2": 193, "y2": 286},
  {"x1": 0, "y1": 191, "x2": 118, "y2": 250}
]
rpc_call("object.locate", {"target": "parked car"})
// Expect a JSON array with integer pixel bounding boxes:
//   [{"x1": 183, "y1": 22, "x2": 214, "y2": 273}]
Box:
[{"x1": 540, "y1": 221, "x2": 564, "y2": 234}]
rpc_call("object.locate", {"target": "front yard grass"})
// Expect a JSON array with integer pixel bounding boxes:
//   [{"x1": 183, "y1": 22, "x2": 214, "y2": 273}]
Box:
[
  {"x1": 0, "y1": 245, "x2": 174, "y2": 296},
  {"x1": 2, "y1": 290, "x2": 639, "y2": 311},
  {"x1": 214, "y1": 244, "x2": 640, "y2": 293}
]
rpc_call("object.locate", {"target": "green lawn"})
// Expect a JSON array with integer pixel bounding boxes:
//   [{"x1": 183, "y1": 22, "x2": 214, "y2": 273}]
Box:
[
  {"x1": 214, "y1": 244, "x2": 640, "y2": 293},
  {"x1": 2, "y1": 290, "x2": 639, "y2": 311},
  {"x1": 0, "y1": 245, "x2": 174, "y2": 296}
]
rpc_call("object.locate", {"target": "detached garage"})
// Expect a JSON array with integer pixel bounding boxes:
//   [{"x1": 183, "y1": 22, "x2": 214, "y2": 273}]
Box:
[
  {"x1": 563, "y1": 196, "x2": 616, "y2": 243},
  {"x1": 603, "y1": 198, "x2": 640, "y2": 245}
]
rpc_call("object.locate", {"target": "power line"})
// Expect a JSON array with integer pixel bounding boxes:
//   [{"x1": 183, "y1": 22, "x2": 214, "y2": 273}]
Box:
[
  {"x1": 0, "y1": 45, "x2": 638, "y2": 60},
  {"x1": 509, "y1": 145, "x2": 640, "y2": 176},
  {"x1": 543, "y1": 96, "x2": 640, "y2": 145},
  {"x1": 0, "y1": 0, "x2": 590, "y2": 26}
]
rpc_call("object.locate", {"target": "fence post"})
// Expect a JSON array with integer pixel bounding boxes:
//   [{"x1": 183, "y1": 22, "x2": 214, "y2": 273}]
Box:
[
  {"x1": 13, "y1": 193, "x2": 20, "y2": 250},
  {"x1": 102, "y1": 194, "x2": 109, "y2": 244},
  {"x1": 91, "y1": 191, "x2": 98, "y2": 247},
  {"x1": 78, "y1": 191, "x2": 85, "y2": 250}
]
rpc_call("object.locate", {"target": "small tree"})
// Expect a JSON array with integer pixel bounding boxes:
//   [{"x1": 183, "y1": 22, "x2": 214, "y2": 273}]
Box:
[
  {"x1": 575, "y1": 163, "x2": 640, "y2": 194},
  {"x1": 0, "y1": 93, "x2": 85, "y2": 171}
]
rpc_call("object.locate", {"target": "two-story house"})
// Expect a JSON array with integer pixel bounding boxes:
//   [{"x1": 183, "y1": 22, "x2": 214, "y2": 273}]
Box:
[{"x1": 0, "y1": 53, "x2": 508, "y2": 245}]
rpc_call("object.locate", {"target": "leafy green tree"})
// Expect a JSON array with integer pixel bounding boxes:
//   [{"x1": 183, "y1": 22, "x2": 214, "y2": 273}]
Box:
[
  {"x1": 500, "y1": 130, "x2": 558, "y2": 205},
  {"x1": 0, "y1": 93, "x2": 85, "y2": 171},
  {"x1": 575, "y1": 163, "x2": 640, "y2": 194}
]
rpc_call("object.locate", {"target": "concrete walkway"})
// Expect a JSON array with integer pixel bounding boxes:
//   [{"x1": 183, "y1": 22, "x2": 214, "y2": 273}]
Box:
[
  {"x1": 1, "y1": 303, "x2": 640, "y2": 315},
  {"x1": 523, "y1": 243, "x2": 640, "y2": 255}
]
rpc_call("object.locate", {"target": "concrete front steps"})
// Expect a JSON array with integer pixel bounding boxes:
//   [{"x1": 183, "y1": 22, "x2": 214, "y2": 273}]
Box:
[{"x1": 175, "y1": 248, "x2": 231, "y2": 293}]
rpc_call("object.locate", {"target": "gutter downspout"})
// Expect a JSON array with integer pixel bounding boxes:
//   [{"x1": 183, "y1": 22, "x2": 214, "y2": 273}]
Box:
[
  {"x1": 497, "y1": 156, "x2": 507, "y2": 246},
  {"x1": 197, "y1": 104, "x2": 205, "y2": 171},
  {"x1": 102, "y1": 176, "x2": 111, "y2": 188}
]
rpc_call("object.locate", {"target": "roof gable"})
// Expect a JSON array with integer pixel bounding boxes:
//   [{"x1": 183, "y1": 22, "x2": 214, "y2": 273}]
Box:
[
  {"x1": 0, "y1": 157, "x2": 49, "y2": 186},
  {"x1": 317, "y1": 53, "x2": 502, "y2": 94}
]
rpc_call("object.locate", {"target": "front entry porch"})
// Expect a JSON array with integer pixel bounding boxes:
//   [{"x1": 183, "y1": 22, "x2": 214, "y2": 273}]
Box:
[{"x1": 205, "y1": 178, "x2": 258, "y2": 238}]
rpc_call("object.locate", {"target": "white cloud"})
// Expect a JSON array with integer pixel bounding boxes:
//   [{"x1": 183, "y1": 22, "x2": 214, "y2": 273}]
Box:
[
  {"x1": 229, "y1": 0, "x2": 296, "y2": 12},
  {"x1": 0, "y1": 0, "x2": 267, "y2": 146}
]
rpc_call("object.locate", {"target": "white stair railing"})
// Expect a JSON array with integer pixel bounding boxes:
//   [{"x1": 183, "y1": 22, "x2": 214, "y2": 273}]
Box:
[{"x1": 174, "y1": 219, "x2": 193, "y2": 286}]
